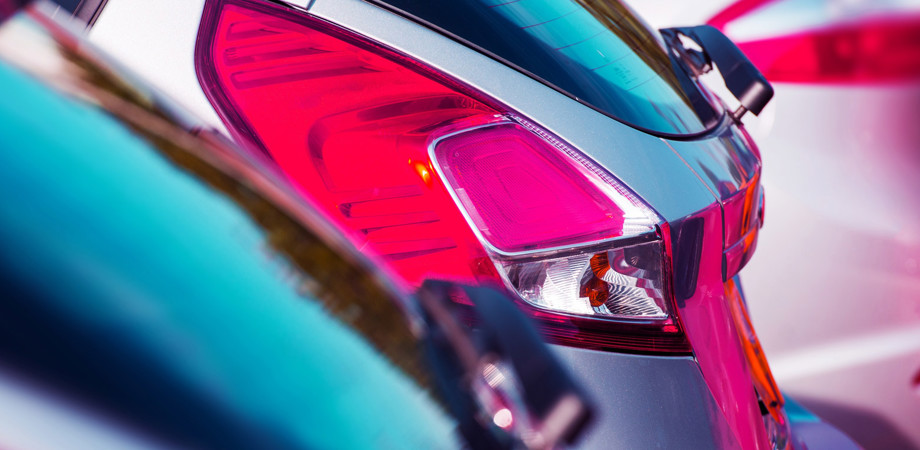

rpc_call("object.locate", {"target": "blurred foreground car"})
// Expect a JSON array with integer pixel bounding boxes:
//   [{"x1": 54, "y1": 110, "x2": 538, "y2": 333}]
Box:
[
  {"x1": 627, "y1": 1, "x2": 920, "y2": 448},
  {"x1": 0, "y1": 4, "x2": 595, "y2": 449},
  {"x1": 53, "y1": 0, "x2": 866, "y2": 447}
]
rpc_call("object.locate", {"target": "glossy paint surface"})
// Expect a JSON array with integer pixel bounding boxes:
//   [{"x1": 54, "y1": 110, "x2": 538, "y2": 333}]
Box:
[
  {"x1": 669, "y1": 203, "x2": 770, "y2": 449},
  {"x1": 664, "y1": 122, "x2": 764, "y2": 279},
  {"x1": 0, "y1": 15, "x2": 458, "y2": 448}
]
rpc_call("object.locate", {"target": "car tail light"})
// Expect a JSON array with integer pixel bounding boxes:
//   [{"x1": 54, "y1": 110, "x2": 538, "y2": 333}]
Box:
[
  {"x1": 709, "y1": 0, "x2": 920, "y2": 83},
  {"x1": 195, "y1": 0, "x2": 689, "y2": 354},
  {"x1": 725, "y1": 278, "x2": 789, "y2": 449}
]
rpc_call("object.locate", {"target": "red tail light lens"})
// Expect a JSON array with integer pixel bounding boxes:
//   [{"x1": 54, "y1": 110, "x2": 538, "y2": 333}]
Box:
[
  {"x1": 710, "y1": 0, "x2": 920, "y2": 83},
  {"x1": 198, "y1": 0, "x2": 497, "y2": 284},
  {"x1": 195, "y1": 0, "x2": 689, "y2": 354}
]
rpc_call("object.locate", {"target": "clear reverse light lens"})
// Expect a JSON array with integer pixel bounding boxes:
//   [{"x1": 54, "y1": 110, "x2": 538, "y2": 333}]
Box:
[{"x1": 499, "y1": 240, "x2": 668, "y2": 319}]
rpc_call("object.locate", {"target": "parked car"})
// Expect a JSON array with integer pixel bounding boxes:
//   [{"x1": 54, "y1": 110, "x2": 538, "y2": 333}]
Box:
[
  {"x1": 34, "y1": 0, "x2": 858, "y2": 448},
  {"x1": 627, "y1": 1, "x2": 920, "y2": 448},
  {"x1": 0, "y1": 5, "x2": 595, "y2": 449}
]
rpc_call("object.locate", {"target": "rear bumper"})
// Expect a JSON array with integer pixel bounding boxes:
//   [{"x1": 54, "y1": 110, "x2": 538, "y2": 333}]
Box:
[
  {"x1": 552, "y1": 345, "x2": 860, "y2": 449},
  {"x1": 551, "y1": 344, "x2": 741, "y2": 449}
]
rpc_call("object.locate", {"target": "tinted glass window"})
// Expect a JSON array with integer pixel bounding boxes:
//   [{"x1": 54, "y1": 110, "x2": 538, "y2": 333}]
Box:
[
  {"x1": 49, "y1": 0, "x2": 81, "y2": 14},
  {"x1": 376, "y1": 0, "x2": 720, "y2": 135}
]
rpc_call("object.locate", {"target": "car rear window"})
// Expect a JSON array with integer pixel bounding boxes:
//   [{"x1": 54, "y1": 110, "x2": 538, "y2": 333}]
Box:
[{"x1": 373, "y1": 0, "x2": 720, "y2": 136}]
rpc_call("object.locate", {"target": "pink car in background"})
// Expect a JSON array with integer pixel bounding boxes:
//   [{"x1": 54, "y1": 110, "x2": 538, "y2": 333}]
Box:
[{"x1": 629, "y1": 0, "x2": 920, "y2": 448}]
